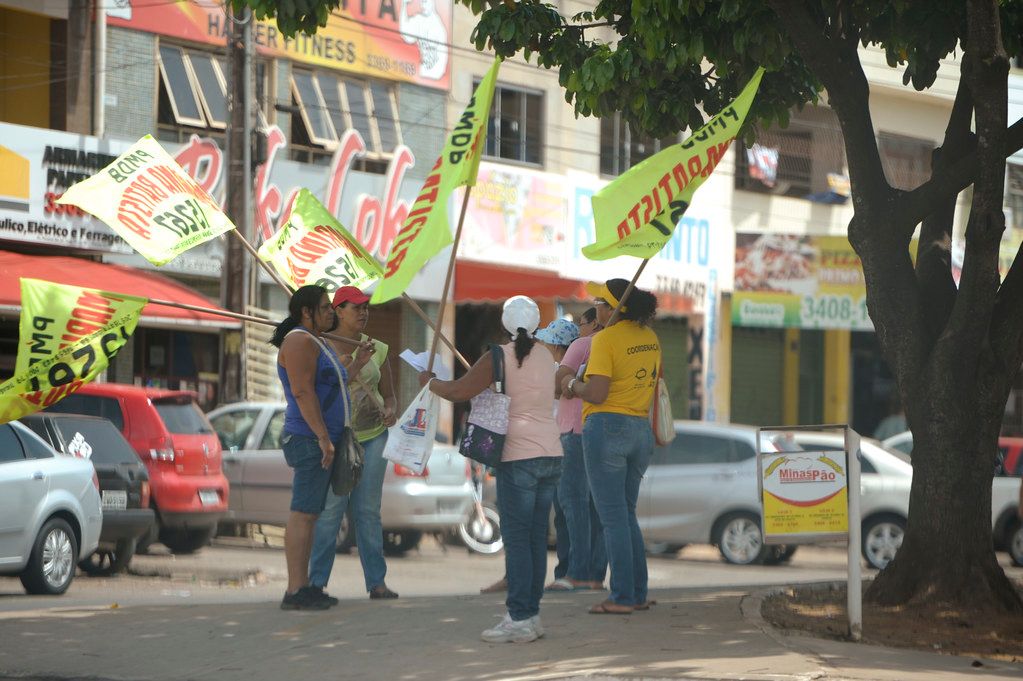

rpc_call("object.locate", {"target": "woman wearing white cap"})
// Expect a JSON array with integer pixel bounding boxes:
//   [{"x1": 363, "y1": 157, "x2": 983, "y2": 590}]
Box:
[{"x1": 420, "y1": 296, "x2": 562, "y2": 643}]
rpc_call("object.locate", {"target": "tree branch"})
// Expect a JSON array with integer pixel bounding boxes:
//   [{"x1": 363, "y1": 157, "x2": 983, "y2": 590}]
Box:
[{"x1": 915, "y1": 76, "x2": 974, "y2": 344}]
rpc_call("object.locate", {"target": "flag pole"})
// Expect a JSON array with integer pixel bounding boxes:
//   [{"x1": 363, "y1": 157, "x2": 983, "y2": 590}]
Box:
[
  {"x1": 401, "y1": 293, "x2": 471, "y2": 370},
  {"x1": 426, "y1": 186, "x2": 472, "y2": 375},
  {"x1": 229, "y1": 229, "x2": 294, "y2": 294},
  {"x1": 606, "y1": 258, "x2": 651, "y2": 327}
]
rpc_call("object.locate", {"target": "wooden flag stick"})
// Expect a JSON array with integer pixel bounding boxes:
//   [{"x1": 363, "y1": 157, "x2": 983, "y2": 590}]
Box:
[
  {"x1": 606, "y1": 258, "x2": 651, "y2": 327},
  {"x1": 426, "y1": 186, "x2": 472, "y2": 375},
  {"x1": 401, "y1": 293, "x2": 471, "y2": 370},
  {"x1": 229, "y1": 228, "x2": 294, "y2": 294}
]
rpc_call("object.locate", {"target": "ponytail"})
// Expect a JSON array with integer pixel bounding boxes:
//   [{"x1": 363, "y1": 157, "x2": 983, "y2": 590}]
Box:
[
  {"x1": 268, "y1": 284, "x2": 327, "y2": 348},
  {"x1": 269, "y1": 317, "x2": 299, "y2": 348},
  {"x1": 513, "y1": 328, "x2": 535, "y2": 367}
]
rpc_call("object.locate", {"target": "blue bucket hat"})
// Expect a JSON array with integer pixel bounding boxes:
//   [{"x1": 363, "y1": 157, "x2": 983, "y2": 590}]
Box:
[{"x1": 535, "y1": 319, "x2": 580, "y2": 347}]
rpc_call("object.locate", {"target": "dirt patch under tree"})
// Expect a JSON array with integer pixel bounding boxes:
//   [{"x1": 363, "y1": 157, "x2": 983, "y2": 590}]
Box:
[{"x1": 761, "y1": 581, "x2": 1023, "y2": 662}]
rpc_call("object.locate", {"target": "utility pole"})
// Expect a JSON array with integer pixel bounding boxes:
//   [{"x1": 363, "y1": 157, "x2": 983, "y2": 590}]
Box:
[{"x1": 219, "y1": 6, "x2": 252, "y2": 404}]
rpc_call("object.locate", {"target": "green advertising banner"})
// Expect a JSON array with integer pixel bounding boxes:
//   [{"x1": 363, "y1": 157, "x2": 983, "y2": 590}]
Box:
[{"x1": 732, "y1": 234, "x2": 872, "y2": 330}]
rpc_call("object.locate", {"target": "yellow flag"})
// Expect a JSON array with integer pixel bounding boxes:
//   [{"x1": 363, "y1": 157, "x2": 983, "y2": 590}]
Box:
[
  {"x1": 258, "y1": 189, "x2": 384, "y2": 294},
  {"x1": 370, "y1": 57, "x2": 502, "y2": 304},
  {"x1": 57, "y1": 135, "x2": 236, "y2": 266},
  {"x1": 585, "y1": 68, "x2": 765, "y2": 260},
  {"x1": 0, "y1": 279, "x2": 146, "y2": 424}
]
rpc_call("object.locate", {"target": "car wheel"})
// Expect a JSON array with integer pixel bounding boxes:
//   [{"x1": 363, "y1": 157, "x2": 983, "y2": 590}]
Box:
[
  {"x1": 862, "y1": 514, "x2": 906, "y2": 570},
  {"x1": 20, "y1": 517, "x2": 79, "y2": 595},
  {"x1": 1008, "y1": 520, "x2": 1023, "y2": 568},
  {"x1": 79, "y1": 538, "x2": 136, "y2": 576},
  {"x1": 159, "y1": 526, "x2": 214, "y2": 554},
  {"x1": 459, "y1": 505, "x2": 503, "y2": 555},
  {"x1": 335, "y1": 511, "x2": 356, "y2": 554},
  {"x1": 714, "y1": 512, "x2": 768, "y2": 565},
  {"x1": 763, "y1": 545, "x2": 798, "y2": 566},
  {"x1": 383, "y1": 530, "x2": 423, "y2": 556}
]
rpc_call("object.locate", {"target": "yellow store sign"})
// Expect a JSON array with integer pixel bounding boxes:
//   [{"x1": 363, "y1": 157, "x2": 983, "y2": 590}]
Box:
[{"x1": 760, "y1": 450, "x2": 849, "y2": 540}]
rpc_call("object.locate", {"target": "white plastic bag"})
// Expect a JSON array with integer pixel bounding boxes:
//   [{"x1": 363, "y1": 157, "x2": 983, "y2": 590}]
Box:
[{"x1": 382, "y1": 383, "x2": 439, "y2": 474}]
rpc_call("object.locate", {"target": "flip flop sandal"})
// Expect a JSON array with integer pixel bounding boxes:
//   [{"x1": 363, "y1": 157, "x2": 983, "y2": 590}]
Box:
[
  {"x1": 545, "y1": 578, "x2": 589, "y2": 592},
  {"x1": 589, "y1": 600, "x2": 633, "y2": 615},
  {"x1": 633, "y1": 600, "x2": 658, "y2": 611}
]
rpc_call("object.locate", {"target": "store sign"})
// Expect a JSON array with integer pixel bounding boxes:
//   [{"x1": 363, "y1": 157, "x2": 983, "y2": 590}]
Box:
[
  {"x1": 0, "y1": 122, "x2": 440, "y2": 297},
  {"x1": 760, "y1": 449, "x2": 849, "y2": 540},
  {"x1": 732, "y1": 233, "x2": 872, "y2": 330},
  {"x1": 106, "y1": 0, "x2": 451, "y2": 90},
  {"x1": 459, "y1": 163, "x2": 569, "y2": 270}
]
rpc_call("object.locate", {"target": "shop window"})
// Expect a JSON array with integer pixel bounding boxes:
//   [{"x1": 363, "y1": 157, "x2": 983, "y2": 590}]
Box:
[
  {"x1": 600, "y1": 113, "x2": 679, "y2": 176},
  {"x1": 736, "y1": 106, "x2": 845, "y2": 200},
  {"x1": 878, "y1": 132, "x2": 933, "y2": 191},
  {"x1": 480, "y1": 82, "x2": 543, "y2": 166},
  {"x1": 289, "y1": 68, "x2": 401, "y2": 167}
]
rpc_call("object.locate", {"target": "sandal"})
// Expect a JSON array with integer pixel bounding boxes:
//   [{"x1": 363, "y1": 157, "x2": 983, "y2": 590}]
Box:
[
  {"x1": 480, "y1": 577, "x2": 507, "y2": 594},
  {"x1": 369, "y1": 585, "x2": 399, "y2": 599},
  {"x1": 589, "y1": 600, "x2": 633, "y2": 615},
  {"x1": 633, "y1": 599, "x2": 658, "y2": 611},
  {"x1": 545, "y1": 577, "x2": 590, "y2": 592}
]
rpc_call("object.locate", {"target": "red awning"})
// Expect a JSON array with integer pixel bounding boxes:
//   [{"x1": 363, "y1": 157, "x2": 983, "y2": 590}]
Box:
[
  {"x1": 0, "y1": 251, "x2": 239, "y2": 329},
  {"x1": 455, "y1": 261, "x2": 588, "y2": 303}
]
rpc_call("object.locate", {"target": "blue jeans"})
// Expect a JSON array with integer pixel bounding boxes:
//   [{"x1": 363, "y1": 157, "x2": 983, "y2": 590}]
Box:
[
  {"x1": 559, "y1": 432, "x2": 607, "y2": 583},
  {"x1": 309, "y1": 430, "x2": 389, "y2": 592},
  {"x1": 552, "y1": 495, "x2": 569, "y2": 579},
  {"x1": 582, "y1": 413, "x2": 653, "y2": 606},
  {"x1": 497, "y1": 456, "x2": 562, "y2": 621},
  {"x1": 281, "y1": 433, "x2": 332, "y2": 514}
]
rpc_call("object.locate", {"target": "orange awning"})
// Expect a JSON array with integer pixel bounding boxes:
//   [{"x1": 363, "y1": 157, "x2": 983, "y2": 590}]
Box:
[
  {"x1": 455, "y1": 261, "x2": 588, "y2": 303},
  {"x1": 0, "y1": 251, "x2": 239, "y2": 329}
]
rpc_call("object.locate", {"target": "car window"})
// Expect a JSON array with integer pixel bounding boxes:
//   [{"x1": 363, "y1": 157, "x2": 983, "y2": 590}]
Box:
[
  {"x1": 665, "y1": 433, "x2": 734, "y2": 465},
  {"x1": 59, "y1": 421, "x2": 138, "y2": 465},
  {"x1": 44, "y1": 394, "x2": 125, "y2": 430},
  {"x1": 889, "y1": 438, "x2": 913, "y2": 455},
  {"x1": 732, "y1": 440, "x2": 756, "y2": 462},
  {"x1": 858, "y1": 451, "x2": 877, "y2": 474},
  {"x1": 211, "y1": 410, "x2": 261, "y2": 450},
  {"x1": 260, "y1": 410, "x2": 285, "y2": 450},
  {"x1": 0, "y1": 424, "x2": 26, "y2": 463},
  {"x1": 153, "y1": 400, "x2": 213, "y2": 435}
]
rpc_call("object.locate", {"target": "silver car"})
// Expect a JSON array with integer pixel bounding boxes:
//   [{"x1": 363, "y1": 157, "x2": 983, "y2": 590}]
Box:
[
  {"x1": 0, "y1": 421, "x2": 103, "y2": 595},
  {"x1": 207, "y1": 402, "x2": 473, "y2": 554}
]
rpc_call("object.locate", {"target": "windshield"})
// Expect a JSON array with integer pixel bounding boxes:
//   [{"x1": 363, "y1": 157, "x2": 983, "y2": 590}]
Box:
[{"x1": 154, "y1": 400, "x2": 213, "y2": 435}]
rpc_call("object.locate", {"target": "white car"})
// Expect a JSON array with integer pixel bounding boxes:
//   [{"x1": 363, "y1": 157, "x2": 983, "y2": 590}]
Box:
[
  {"x1": 0, "y1": 421, "x2": 103, "y2": 595},
  {"x1": 207, "y1": 402, "x2": 474, "y2": 554}
]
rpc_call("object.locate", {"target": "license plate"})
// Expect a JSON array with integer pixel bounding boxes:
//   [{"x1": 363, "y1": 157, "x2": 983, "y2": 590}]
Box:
[
  {"x1": 101, "y1": 490, "x2": 127, "y2": 511},
  {"x1": 198, "y1": 490, "x2": 220, "y2": 506}
]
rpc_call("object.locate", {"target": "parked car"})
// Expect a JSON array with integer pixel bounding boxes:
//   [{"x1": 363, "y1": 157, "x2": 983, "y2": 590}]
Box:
[
  {"x1": 793, "y1": 431, "x2": 1021, "y2": 569},
  {"x1": 638, "y1": 421, "x2": 804, "y2": 565},
  {"x1": 21, "y1": 413, "x2": 154, "y2": 575},
  {"x1": 882, "y1": 430, "x2": 1023, "y2": 476},
  {"x1": 207, "y1": 402, "x2": 474, "y2": 555},
  {"x1": 44, "y1": 384, "x2": 228, "y2": 554},
  {"x1": 0, "y1": 421, "x2": 102, "y2": 595}
]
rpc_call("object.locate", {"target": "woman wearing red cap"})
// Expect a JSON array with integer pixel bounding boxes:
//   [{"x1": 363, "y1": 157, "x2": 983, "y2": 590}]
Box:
[{"x1": 308, "y1": 286, "x2": 400, "y2": 602}]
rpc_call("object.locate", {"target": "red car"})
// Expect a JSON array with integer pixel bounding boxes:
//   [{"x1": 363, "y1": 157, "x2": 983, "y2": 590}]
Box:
[{"x1": 45, "y1": 383, "x2": 228, "y2": 554}]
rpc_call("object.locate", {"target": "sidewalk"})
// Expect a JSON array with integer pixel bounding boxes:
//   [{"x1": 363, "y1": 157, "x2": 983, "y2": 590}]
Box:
[{"x1": 1, "y1": 585, "x2": 1020, "y2": 681}]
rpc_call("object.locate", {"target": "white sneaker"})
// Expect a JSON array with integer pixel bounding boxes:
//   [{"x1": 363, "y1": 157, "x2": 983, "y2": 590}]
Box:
[
  {"x1": 530, "y1": 615, "x2": 544, "y2": 638},
  {"x1": 481, "y1": 613, "x2": 539, "y2": 643}
]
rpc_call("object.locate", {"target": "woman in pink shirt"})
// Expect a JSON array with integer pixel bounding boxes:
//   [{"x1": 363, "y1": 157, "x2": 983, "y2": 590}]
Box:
[{"x1": 420, "y1": 296, "x2": 562, "y2": 644}]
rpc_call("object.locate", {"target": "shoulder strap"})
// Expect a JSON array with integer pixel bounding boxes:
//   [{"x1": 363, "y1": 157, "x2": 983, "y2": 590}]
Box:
[
  {"x1": 488, "y1": 344, "x2": 506, "y2": 394},
  {"x1": 291, "y1": 328, "x2": 352, "y2": 428}
]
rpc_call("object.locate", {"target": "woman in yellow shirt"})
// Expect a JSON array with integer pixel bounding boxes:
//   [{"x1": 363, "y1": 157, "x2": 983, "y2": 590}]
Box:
[{"x1": 561, "y1": 278, "x2": 660, "y2": 614}]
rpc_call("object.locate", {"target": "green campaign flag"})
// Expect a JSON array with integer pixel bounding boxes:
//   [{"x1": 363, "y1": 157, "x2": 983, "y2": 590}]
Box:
[
  {"x1": 57, "y1": 135, "x2": 236, "y2": 266},
  {"x1": 370, "y1": 57, "x2": 502, "y2": 304},
  {"x1": 0, "y1": 279, "x2": 145, "y2": 424},
  {"x1": 258, "y1": 189, "x2": 384, "y2": 294},
  {"x1": 584, "y1": 68, "x2": 765, "y2": 261}
]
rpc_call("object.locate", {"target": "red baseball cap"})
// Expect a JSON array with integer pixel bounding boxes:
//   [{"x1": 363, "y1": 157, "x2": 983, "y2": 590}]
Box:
[{"x1": 332, "y1": 286, "x2": 370, "y2": 307}]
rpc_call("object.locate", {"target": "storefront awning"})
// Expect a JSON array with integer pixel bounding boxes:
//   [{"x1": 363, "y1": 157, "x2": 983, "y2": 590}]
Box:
[
  {"x1": 0, "y1": 251, "x2": 240, "y2": 329},
  {"x1": 455, "y1": 261, "x2": 589, "y2": 303}
]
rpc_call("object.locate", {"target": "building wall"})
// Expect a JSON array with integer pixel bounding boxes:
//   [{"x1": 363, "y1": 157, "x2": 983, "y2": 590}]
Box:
[
  {"x1": 105, "y1": 27, "x2": 156, "y2": 141},
  {"x1": 398, "y1": 83, "x2": 447, "y2": 183},
  {"x1": 0, "y1": 7, "x2": 51, "y2": 127}
]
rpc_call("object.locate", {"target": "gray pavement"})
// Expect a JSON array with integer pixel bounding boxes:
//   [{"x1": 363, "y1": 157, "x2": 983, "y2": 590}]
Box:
[{"x1": 1, "y1": 583, "x2": 1021, "y2": 681}]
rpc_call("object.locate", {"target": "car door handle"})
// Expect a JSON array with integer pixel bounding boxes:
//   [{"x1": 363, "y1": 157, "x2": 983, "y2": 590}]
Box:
[{"x1": 32, "y1": 471, "x2": 45, "y2": 480}]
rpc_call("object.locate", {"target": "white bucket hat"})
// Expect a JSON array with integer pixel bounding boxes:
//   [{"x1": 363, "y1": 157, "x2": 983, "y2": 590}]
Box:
[{"x1": 502, "y1": 295, "x2": 540, "y2": 337}]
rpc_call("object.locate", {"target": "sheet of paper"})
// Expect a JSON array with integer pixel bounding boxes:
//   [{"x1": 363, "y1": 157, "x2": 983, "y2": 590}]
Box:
[{"x1": 399, "y1": 349, "x2": 452, "y2": 381}]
